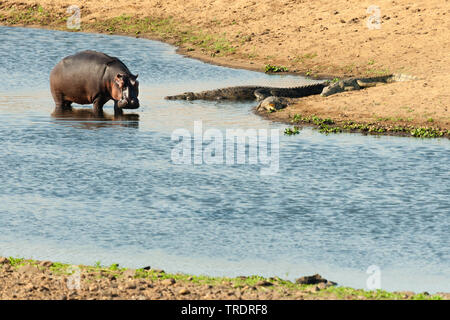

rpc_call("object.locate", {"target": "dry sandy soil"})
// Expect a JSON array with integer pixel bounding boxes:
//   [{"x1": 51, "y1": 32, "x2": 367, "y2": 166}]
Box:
[{"x1": 1, "y1": 0, "x2": 450, "y2": 131}]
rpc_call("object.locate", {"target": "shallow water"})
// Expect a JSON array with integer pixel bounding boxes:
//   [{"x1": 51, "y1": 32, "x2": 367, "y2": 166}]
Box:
[{"x1": 0, "y1": 26, "x2": 449, "y2": 293}]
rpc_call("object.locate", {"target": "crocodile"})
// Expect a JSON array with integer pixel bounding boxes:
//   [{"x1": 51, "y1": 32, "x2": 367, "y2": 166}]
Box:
[
  {"x1": 165, "y1": 73, "x2": 418, "y2": 102},
  {"x1": 256, "y1": 96, "x2": 290, "y2": 112},
  {"x1": 164, "y1": 82, "x2": 329, "y2": 101}
]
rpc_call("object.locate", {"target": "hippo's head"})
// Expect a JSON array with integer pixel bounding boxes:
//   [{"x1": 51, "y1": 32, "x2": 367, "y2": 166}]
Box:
[{"x1": 112, "y1": 73, "x2": 140, "y2": 109}]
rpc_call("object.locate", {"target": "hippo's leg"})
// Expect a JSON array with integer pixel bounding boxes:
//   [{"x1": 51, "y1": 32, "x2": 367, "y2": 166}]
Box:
[
  {"x1": 114, "y1": 101, "x2": 123, "y2": 116},
  {"x1": 92, "y1": 96, "x2": 107, "y2": 116},
  {"x1": 53, "y1": 101, "x2": 72, "y2": 113},
  {"x1": 52, "y1": 92, "x2": 71, "y2": 111},
  {"x1": 62, "y1": 101, "x2": 72, "y2": 111}
]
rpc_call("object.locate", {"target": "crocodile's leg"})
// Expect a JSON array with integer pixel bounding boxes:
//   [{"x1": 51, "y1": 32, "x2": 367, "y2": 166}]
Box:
[
  {"x1": 356, "y1": 80, "x2": 386, "y2": 88},
  {"x1": 254, "y1": 89, "x2": 271, "y2": 101}
]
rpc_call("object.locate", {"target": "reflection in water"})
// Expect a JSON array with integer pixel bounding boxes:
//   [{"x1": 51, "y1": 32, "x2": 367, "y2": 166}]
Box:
[{"x1": 51, "y1": 108, "x2": 139, "y2": 129}]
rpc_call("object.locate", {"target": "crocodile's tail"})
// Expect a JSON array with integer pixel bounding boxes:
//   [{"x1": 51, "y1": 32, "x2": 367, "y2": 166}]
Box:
[{"x1": 285, "y1": 82, "x2": 328, "y2": 97}]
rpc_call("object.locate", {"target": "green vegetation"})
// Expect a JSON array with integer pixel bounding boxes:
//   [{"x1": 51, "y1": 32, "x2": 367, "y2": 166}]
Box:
[
  {"x1": 90, "y1": 15, "x2": 236, "y2": 56},
  {"x1": 284, "y1": 126, "x2": 300, "y2": 135},
  {"x1": 2, "y1": 5, "x2": 64, "y2": 25},
  {"x1": 290, "y1": 114, "x2": 450, "y2": 138},
  {"x1": 374, "y1": 116, "x2": 413, "y2": 122},
  {"x1": 1, "y1": 6, "x2": 236, "y2": 58},
  {"x1": 331, "y1": 77, "x2": 340, "y2": 83},
  {"x1": 7, "y1": 257, "x2": 26, "y2": 267},
  {"x1": 323, "y1": 287, "x2": 442, "y2": 300},
  {"x1": 410, "y1": 127, "x2": 448, "y2": 138},
  {"x1": 265, "y1": 64, "x2": 289, "y2": 73},
  {"x1": 291, "y1": 114, "x2": 339, "y2": 134},
  {"x1": 109, "y1": 263, "x2": 120, "y2": 271}
]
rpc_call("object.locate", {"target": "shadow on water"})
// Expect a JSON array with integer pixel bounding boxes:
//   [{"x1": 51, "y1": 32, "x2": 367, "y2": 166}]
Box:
[{"x1": 50, "y1": 108, "x2": 139, "y2": 129}]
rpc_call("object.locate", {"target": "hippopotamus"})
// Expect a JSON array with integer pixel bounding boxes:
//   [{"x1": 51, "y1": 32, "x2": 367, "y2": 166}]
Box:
[{"x1": 50, "y1": 50, "x2": 140, "y2": 115}]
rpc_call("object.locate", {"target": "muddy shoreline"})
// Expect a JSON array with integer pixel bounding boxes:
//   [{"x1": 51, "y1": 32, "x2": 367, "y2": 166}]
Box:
[
  {"x1": 253, "y1": 105, "x2": 450, "y2": 139},
  {"x1": 1, "y1": 257, "x2": 447, "y2": 300}
]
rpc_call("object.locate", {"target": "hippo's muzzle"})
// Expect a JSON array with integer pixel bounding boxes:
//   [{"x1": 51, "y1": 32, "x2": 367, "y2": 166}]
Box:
[{"x1": 117, "y1": 98, "x2": 140, "y2": 109}]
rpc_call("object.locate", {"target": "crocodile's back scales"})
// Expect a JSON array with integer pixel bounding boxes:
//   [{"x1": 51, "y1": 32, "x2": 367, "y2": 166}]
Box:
[{"x1": 164, "y1": 82, "x2": 328, "y2": 101}]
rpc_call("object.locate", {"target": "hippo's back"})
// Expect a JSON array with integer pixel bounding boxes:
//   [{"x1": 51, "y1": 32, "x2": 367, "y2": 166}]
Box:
[
  {"x1": 51, "y1": 50, "x2": 119, "y2": 80},
  {"x1": 61, "y1": 50, "x2": 128, "y2": 68},
  {"x1": 69, "y1": 50, "x2": 116, "y2": 63}
]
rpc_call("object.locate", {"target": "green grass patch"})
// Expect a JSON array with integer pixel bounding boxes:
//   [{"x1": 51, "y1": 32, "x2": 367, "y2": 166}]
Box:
[
  {"x1": 410, "y1": 127, "x2": 448, "y2": 138},
  {"x1": 1, "y1": 6, "x2": 236, "y2": 58},
  {"x1": 291, "y1": 114, "x2": 450, "y2": 139},
  {"x1": 284, "y1": 126, "x2": 300, "y2": 135},
  {"x1": 7, "y1": 257, "x2": 25, "y2": 267},
  {"x1": 3, "y1": 5, "x2": 59, "y2": 25},
  {"x1": 323, "y1": 287, "x2": 442, "y2": 300},
  {"x1": 265, "y1": 64, "x2": 288, "y2": 73},
  {"x1": 331, "y1": 77, "x2": 340, "y2": 83}
]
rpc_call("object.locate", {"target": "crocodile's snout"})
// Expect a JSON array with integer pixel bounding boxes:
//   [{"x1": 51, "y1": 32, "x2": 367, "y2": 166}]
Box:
[{"x1": 164, "y1": 92, "x2": 195, "y2": 100}]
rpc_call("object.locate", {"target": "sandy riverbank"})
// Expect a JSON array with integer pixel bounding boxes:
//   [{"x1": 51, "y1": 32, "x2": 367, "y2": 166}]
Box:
[
  {"x1": 1, "y1": 0, "x2": 449, "y2": 137},
  {"x1": 1, "y1": 257, "x2": 447, "y2": 300}
]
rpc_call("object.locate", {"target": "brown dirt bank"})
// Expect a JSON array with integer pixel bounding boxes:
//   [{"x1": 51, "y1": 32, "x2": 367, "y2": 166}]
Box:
[
  {"x1": 1, "y1": 257, "x2": 448, "y2": 300},
  {"x1": 1, "y1": 0, "x2": 450, "y2": 133}
]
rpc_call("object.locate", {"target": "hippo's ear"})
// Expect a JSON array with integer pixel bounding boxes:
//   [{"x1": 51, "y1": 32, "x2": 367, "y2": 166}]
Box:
[
  {"x1": 114, "y1": 74, "x2": 125, "y2": 88},
  {"x1": 130, "y1": 74, "x2": 139, "y2": 86}
]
